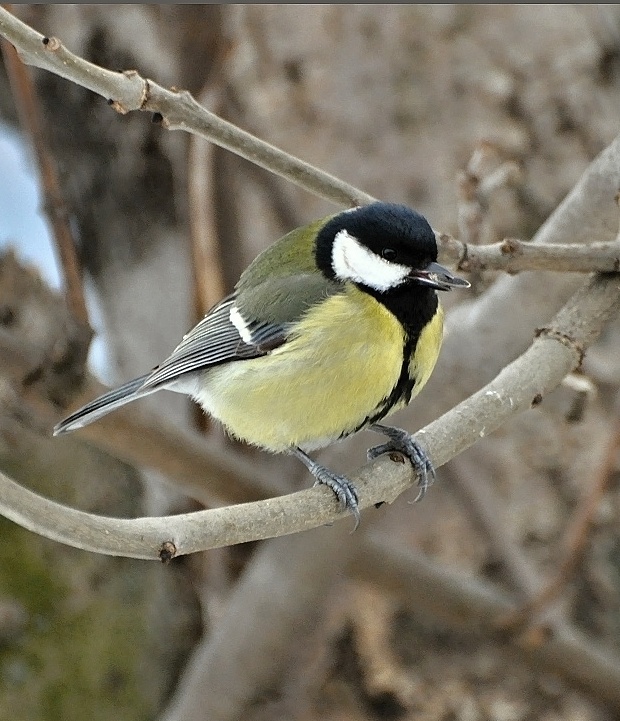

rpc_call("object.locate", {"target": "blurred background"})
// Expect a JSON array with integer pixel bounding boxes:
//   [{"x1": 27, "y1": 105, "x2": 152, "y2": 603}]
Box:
[{"x1": 1, "y1": 5, "x2": 620, "y2": 720}]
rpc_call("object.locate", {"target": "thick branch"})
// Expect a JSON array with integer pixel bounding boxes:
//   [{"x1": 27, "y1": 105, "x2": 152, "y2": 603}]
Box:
[
  {"x1": 1, "y1": 272, "x2": 618, "y2": 559},
  {"x1": 161, "y1": 523, "x2": 359, "y2": 721}
]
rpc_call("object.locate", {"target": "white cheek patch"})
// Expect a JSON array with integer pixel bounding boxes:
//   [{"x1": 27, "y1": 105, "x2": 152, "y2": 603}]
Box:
[
  {"x1": 230, "y1": 305, "x2": 253, "y2": 343},
  {"x1": 332, "y1": 229, "x2": 410, "y2": 291}
]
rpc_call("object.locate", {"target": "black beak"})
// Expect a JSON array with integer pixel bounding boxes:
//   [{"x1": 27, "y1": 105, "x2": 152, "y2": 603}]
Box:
[{"x1": 409, "y1": 261, "x2": 470, "y2": 291}]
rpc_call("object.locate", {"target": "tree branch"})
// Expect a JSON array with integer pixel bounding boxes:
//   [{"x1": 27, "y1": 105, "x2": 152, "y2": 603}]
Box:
[
  {"x1": 0, "y1": 7, "x2": 375, "y2": 209},
  {"x1": 188, "y1": 86, "x2": 227, "y2": 317},
  {"x1": 440, "y1": 233, "x2": 620, "y2": 274}
]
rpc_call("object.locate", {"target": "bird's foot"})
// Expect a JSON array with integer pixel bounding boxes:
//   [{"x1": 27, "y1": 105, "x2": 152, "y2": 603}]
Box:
[
  {"x1": 292, "y1": 448, "x2": 360, "y2": 530},
  {"x1": 312, "y1": 469, "x2": 360, "y2": 530},
  {"x1": 367, "y1": 424, "x2": 435, "y2": 502}
]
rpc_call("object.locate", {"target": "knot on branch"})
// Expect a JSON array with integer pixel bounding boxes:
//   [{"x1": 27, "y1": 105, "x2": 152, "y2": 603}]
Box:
[
  {"x1": 41, "y1": 36, "x2": 61, "y2": 51},
  {"x1": 500, "y1": 238, "x2": 524, "y2": 256},
  {"x1": 159, "y1": 541, "x2": 177, "y2": 564},
  {"x1": 448, "y1": 236, "x2": 472, "y2": 272}
]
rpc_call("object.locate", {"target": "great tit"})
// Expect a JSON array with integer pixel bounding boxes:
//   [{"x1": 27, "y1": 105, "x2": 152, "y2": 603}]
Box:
[{"x1": 54, "y1": 202, "x2": 469, "y2": 526}]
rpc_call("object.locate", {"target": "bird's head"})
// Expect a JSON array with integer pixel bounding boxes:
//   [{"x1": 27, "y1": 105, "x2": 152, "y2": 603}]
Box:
[{"x1": 315, "y1": 202, "x2": 469, "y2": 293}]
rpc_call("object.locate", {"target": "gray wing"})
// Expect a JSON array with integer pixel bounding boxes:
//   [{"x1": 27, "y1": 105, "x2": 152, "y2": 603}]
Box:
[
  {"x1": 141, "y1": 295, "x2": 288, "y2": 390},
  {"x1": 142, "y1": 272, "x2": 342, "y2": 391}
]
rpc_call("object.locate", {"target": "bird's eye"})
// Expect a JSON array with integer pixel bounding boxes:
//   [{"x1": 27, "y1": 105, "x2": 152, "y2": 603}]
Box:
[{"x1": 381, "y1": 248, "x2": 397, "y2": 261}]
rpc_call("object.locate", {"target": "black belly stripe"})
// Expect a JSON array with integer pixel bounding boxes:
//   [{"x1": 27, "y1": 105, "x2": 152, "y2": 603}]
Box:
[
  {"x1": 348, "y1": 333, "x2": 416, "y2": 435},
  {"x1": 370, "y1": 334, "x2": 417, "y2": 421}
]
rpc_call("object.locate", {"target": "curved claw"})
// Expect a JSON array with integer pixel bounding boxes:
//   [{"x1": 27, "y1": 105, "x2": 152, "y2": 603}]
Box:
[
  {"x1": 367, "y1": 424, "x2": 436, "y2": 502},
  {"x1": 292, "y1": 447, "x2": 361, "y2": 530},
  {"x1": 312, "y1": 472, "x2": 360, "y2": 531}
]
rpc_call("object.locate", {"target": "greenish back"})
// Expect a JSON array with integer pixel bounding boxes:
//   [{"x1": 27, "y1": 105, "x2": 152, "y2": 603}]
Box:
[
  {"x1": 235, "y1": 216, "x2": 342, "y2": 326},
  {"x1": 235, "y1": 218, "x2": 333, "y2": 290}
]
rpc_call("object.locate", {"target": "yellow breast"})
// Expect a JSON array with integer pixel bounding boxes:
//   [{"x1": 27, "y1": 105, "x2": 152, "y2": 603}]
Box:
[
  {"x1": 196, "y1": 286, "x2": 407, "y2": 452},
  {"x1": 408, "y1": 303, "x2": 444, "y2": 402},
  {"x1": 357, "y1": 302, "x2": 444, "y2": 419}
]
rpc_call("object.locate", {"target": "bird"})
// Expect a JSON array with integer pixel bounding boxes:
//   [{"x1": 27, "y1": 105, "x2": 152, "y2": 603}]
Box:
[{"x1": 54, "y1": 202, "x2": 470, "y2": 527}]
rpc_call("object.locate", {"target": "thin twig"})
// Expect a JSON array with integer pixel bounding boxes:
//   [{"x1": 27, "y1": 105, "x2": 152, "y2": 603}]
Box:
[
  {"x1": 0, "y1": 31, "x2": 91, "y2": 333},
  {"x1": 0, "y1": 7, "x2": 375, "y2": 210},
  {"x1": 456, "y1": 170, "x2": 484, "y2": 247},
  {"x1": 439, "y1": 234, "x2": 620, "y2": 274},
  {"x1": 187, "y1": 85, "x2": 227, "y2": 434},
  {"x1": 456, "y1": 142, "x2": 521, "y2": 292},
  {"x1": 189, "y1": 88, "x2": 227, "y2": 317}
]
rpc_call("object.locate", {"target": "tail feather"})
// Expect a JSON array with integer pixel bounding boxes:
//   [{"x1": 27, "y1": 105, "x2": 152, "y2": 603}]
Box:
[{"x1": 53, "y1": 373, "x2": 155, "y2": 435}]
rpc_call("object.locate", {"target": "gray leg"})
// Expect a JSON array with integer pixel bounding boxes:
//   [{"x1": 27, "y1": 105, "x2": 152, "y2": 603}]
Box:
[
  {"x1": 292, "y1": 447, "x2": 360, "y2": 529},
  {"x1": 367, "y1": 424, "x2": 436, "y2": 502}
]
